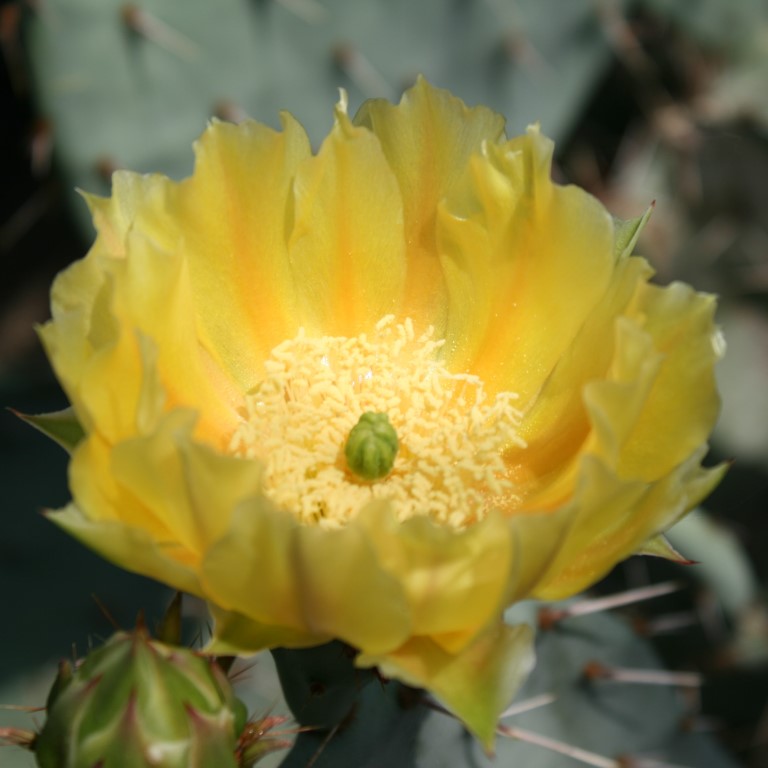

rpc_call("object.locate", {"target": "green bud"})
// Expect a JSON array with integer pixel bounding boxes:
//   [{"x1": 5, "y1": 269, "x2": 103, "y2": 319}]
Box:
[
  {"x1": 344, "y1": 412, "x2": 398, "y2": 480},
  {"x1": 35, "y1": 628, "x2": 247, "y2": 768}
]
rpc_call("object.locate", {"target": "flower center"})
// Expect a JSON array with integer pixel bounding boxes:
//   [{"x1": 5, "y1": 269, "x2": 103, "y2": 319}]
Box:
[{"x1": 228, "y1": 316, "x2": 525, "y2": 529}]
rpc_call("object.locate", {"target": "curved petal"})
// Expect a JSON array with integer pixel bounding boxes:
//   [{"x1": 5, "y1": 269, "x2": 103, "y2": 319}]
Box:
[
  {"x1": 109, "y1": 411, "x2": 268, "y2": 556},
  {"x1": 41, "y1": 208, "x2": 241, "y2": 448},
  {"x1": 355, "y1": 77, "x2": 505, "y2": 328},
  {"x1": 39, "y1": 265, "x2": 140, "y2": 440},
  {"x1": 174, "y1": 116, "x2": 311, "y2": 387},
  {"x1": 615, "y1": 282, "x2": 722, "y2": 480},
  {"x1": 68, "y1": 429, "x2": 180, "y2": 540},
  {"x1": 202, "y1": 499, "x2": 413, "y2": 655},
  {"x1": 357, "y1": 623, "x2": 534, "y2": 749},
  {"x1": 532, "y1": 450, "x2": 727, "y2": 599},
  {"x1": 582, "y1": 317, "x2": 665, "y2": 466},
  {"x1": 437, "y1": 127, "x2": 617, "y2": 401},
  {"x1": 108, "y1": 411, "x2": 206, "y2": 556},
  {"x1": 109, "y1": 231, "x2": 241, "y2": 446},
  {"x1": 506, "y1": 262, "x2": 721, "y2": 525},
  {"x1": 292, "y1": 519, "x2": 412, "y2": 654},
  {"x1": 69, "y1": 411, "x2": 267, "y2": 566},
  {"x1": 177, "y1": 440, "x2": 267, "y2": 547},
  {"x1": 287, "y1": 96, "x2": 407, "y2": 336},
  {"x1": 355, "y1": 503, "x2": 513, "y2": 652},
  {"x1": 48, "y1": 503, "x2": 201, "y2": 596},
  {"x1": 80, "y1": 171, "x2": 177, "y2": 259},
  {"x1": 201, "y1": 498, "x2": 313, "y2": 635},
  {"x1": 504, "y1": 255, "x2": 655, "y2": 509},
  {"x1": 205, "y1": 605, "x2": 324, "y2": 654}
]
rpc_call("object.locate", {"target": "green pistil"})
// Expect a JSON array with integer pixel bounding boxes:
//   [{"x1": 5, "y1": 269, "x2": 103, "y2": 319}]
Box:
[{"x1": 344, "y1": 412, "x2": 399, "y2": 481}]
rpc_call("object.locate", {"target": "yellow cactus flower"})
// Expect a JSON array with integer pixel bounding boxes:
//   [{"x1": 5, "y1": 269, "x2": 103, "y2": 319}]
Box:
[{"x1": 36, "y1": 79, "x2": 724, "y2": 746}]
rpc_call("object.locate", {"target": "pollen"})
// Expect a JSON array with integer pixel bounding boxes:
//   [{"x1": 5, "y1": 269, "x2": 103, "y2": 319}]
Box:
[{"x1": 228, "y1": 317, "x2": 526, "y2": 529}]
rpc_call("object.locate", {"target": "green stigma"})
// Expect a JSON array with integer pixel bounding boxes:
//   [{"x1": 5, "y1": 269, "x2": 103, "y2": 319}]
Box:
[{"x1": 344, "y1": 412, "x2": 399, "y2": 481}]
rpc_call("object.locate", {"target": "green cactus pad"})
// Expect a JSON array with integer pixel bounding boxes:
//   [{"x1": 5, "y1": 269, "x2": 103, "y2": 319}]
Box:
[
  {"x1": 239, "y1": 603, "x2": 740, "y2": 767},
  {"x1": 415, "y1": 604, "x2": 740, "y2": 768},
  {"x1": 23, "y1": 0, "x2": 631, "y2": 235}
]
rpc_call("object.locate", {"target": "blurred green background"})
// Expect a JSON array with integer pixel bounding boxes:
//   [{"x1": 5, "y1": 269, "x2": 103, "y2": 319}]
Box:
[{"x1": 1, "y1": 0, "x2": 768, "y2": 765}]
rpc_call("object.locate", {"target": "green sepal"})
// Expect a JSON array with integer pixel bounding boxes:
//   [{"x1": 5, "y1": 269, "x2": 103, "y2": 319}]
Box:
[
  {"x1": 667, "y1": 508, "x2": 759, "y2": 616},
  {"x1": 157, "y1": 591, "x2": 184, "y2": 646},
  {"x1": 45, "y1": 659, "x2": 74, "y2": 711},
  {"x1": 636, "y1": 534, "x2": 695, "y2": 564},
  {"x1": 12, "y1": 406, "x2": 85, "y2": 453},
  {"x1": 613, "y1": 203, "x2": 654, "y2": 261}
]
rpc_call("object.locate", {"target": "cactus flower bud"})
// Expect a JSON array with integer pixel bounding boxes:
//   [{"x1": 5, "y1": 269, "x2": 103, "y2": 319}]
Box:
[{"x1": 34, "y1": 628, "x2": 248, "y2": 768}]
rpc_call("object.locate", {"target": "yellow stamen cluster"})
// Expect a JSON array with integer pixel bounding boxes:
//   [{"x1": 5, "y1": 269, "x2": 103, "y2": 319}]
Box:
[{"x1": 229, "y1": 317, "x2": 525, "y2": 529}]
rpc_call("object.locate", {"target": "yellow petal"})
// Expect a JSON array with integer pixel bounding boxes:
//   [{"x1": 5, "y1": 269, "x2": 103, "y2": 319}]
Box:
[
  {"x1": 49, "y1": 503, "x2": 201, "y2": 595},
  {"x1": 39, "y1": 267, "x2": 139, "y2": 440},
  {"x1": 68, "y1": 429, "x2": 177, "y2": 539},
  {"x1": 70, "y1": 410, "x2": 269, "y2": 571},
  {"x1": 358, "y1": 622, "x2": 534, "y2": 748},
  {"x1": 504, "y1": 255, "x2": 655, "y2": 509},
  {"x1": 108, "y1": 409, "x2": 200, "y2": 544},
  {"x1": 530, "y1": 455, "x2": 649, "y2": 598},
  {"x1": 42, "y1": 200, "x2": 241, "y2": 447},
  {"x1": 111, "y1": 230, "x2": 241, "y2": 445},
  {"x1": 355, "y1": 77, "x2": 505, "y2": 327},
  {"x1": 533, "y1": 450, "x2": 727, "y2": 599},
  {"x1": 201, "y1": 498, "x2": 311, "y2": 635},
  {"x1": 177, "y1": 440, "x2": 267, "y2": 546},
  {"x1": 80, "y1": 171, "x2": 175, "y2": 259},
  {"x1": 503, "y1": 506, "x2": 576, "y2": 603},
  {"x1": 355, "y1": 503, "x2": 512, "y2": 652},
  {"x1": 582, "y1": 316, "x2": 665, "y2": 463},
  {"x1": 292, "y1": 518, "x2": 412, "y2": 653},
  {"x1": 616, "y1": 282, "x2": 722, "y2": 481},
  {"x1": 206, "y1": 605, "x2": 324, "y2": 654},
  {"x1": 202, "y1": 499, "x2": 412, "y2": 655},
  {"x1": 287, "y1": 96, "x2": 407, "y2": 335},
  {"x1": 437, "y1": 127, "x2": 616, "y2": 399},
  {"x1": 175, "y1": 116, "x2": 311, "y2": 386}
]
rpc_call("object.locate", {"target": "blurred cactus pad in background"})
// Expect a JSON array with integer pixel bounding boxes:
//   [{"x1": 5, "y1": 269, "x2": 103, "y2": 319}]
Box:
[
  {"x1": 2, "y1": 0, "x2": 768, "y2": 766},
  {"x1": 21, "y1": 0, "x2": 630, "y2": 231}
]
